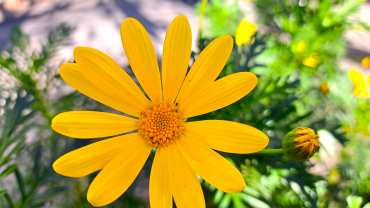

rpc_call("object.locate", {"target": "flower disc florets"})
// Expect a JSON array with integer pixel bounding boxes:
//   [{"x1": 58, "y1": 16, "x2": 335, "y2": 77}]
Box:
[
  {"x1": 282, "y1": 127, "x2": 320, "y2": 162},
  {"x1": 138, "y1": 101, "x2": 184, "y2": 147}
]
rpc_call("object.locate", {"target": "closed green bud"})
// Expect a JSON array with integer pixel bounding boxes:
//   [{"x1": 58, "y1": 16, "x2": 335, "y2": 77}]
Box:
[{"x1": 282, "y1": 127, "x2": 320, "y2": 162}]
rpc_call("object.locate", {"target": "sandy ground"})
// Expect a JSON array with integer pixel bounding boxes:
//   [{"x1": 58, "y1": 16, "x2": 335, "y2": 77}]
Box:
[{"x1": 0, "y1": 0, "x2": 200, "y2": 67}]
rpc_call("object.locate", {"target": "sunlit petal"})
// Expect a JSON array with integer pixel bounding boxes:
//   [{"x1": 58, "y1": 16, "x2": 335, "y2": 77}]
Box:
[
  {"x1": 182, "y1": 72, "x2": 257, "y2": 118},
  {"x1": 52, "y1": 111, "x2": 137, "y2": 138},
  {"x1": 73, "y1": 47, "x2": 151, "y2": 116},
  {"x1": 53, "y1": 133, "x2": 142, "y2": 178},
  {"x1": 185, "y1": 120, "x2": 268, "y2": 154},
  {"x1": 176, "y1": 135, "x2": 246, "y2": 193},
  {"x1": 150, "y1": 146, "x2": 173, "y2": 208},
  {"x1": 162, "y1": 15, "x2": 192, "y2": 103},
  {"x1": 87, "y1": 133, "x2": 152, "y2": 207},
  {"x1": 168, "y1": 142, "x2": 205, "y2": 208},
  {"x1": 60, "y1": 63, "x2": 144, "y2": 117},
  {"x1": 121, "y1": 18, "x2": 162, "y2": 102},
  {"x1": 176, "y1": 35, "x2": 233, "y2": 112}
]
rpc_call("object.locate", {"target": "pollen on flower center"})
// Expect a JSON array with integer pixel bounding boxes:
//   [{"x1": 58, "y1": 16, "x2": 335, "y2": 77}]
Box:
[{"x1": 138, "y1": 101, "x2": 184, "y2": 147}]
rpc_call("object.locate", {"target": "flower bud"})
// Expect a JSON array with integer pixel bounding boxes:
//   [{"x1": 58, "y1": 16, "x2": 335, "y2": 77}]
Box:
[{"x1": 282, "y1": 127, "x2": 320, "y2": 162}]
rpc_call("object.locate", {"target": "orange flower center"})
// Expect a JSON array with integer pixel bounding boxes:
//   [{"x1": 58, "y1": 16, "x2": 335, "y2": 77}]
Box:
[{"x1": 138, "y1": 101, "x2": 184, "y2": 147}]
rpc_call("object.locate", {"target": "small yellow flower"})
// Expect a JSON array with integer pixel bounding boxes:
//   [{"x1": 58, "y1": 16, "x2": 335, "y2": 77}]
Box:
[
  {"x1": 348, "y1": 68, "x2": 370, "y2": 97},
  {"x1": 235, "y1": 19, "x2": 258, "y2": 46},
  {"x1": 297, "y1": 40, "x2": 307, "y2": 53},
  {"x1": 361, "y1": 57, "x2": 370, "y2": 68},
  {"x1": 303, "y1": 53, "x2": 321, "y2": 68},
  {"x1": 51, "y1": 16, "x2": 269, "y2": 207},
  {"x1": 328, "y1": 169, "x2": 340, "y2": 185},
  {"x1": 282, "y1": 127, "x2": 320, "y2": 162}
]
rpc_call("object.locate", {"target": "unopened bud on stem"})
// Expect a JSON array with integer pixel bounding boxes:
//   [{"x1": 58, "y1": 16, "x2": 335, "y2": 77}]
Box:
[{"x1": 282, "y1": 127, "x2": 320, "y2": 162}]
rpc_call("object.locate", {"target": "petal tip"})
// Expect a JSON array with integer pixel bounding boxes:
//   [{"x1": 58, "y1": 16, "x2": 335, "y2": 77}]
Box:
[
  {"x1": 121, "y1": 17, "x2": 139, "y2": 30},
  {"x1": 87, "y1": 194, "x2": 106, "y2": 208},
  {"x1": 175, "y1": 14, "x2": 189, "y2": 22}
]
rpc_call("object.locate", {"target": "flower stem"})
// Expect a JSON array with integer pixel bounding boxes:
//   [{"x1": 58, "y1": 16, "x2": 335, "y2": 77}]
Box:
[
  {"x1": 4, "y1": 192, "x2": 15, "y2": 208},
  {"x1": 255, "y1": 149, "x2": 284, "y2": 154},
  {"x1": 199, "y1": 0, "x2": 207, "y2": 38}
]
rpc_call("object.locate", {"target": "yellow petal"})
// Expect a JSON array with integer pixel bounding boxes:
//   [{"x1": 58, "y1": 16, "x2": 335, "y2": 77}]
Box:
[
  {"x1": 167, "y1": 142, "x2": 205, "y2": 208},
  {"x1": 53, "y1": 133, "x2": 142, "y2": 178},
  {"x1": 162, "y1": 15, "x2": 192, "y2": 103},
  {"x1": 176, "y1": 135, "x2": 246, "y2": 193},
  {"x1": 150, "y1": 146, "x2": 172, "y2": 208},
  {"x1": 185, "y1": 120, "x2": 268, "y2": 154},
  {"x1": 51, "y1": 111, "x2": 138, "y2": 138},
  {"x1": 121, "y1": 18, "x2": 162, "y2": 102},
  {"x1": 87, "y1": 133, "x2": 152, "y2": 207},
  {"x1": 182, "y1": 72, "x2": 257, "y2": 118},
  {"x1": 60, "y1": 63, "x2": 144, "y2": 117},
  {"x1": 73, "y1": 47, "x2": 150, "y2": 117},
  {"x1": 176, "y1": 35, "x2": 233, "y2": 111}
]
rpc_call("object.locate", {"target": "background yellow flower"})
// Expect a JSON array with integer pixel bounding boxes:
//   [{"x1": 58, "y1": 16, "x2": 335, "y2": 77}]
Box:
[{"x1": 235, "y1": 19, "x2": 258, "y2": 46}]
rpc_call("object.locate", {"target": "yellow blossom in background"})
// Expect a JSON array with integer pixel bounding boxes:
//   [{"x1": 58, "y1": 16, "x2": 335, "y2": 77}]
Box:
[
  {"x1": 361, "y1": 57, "x2": 370, "y2": 68},
  {"x1": 235, "y1": 19, "x2": 258, "y2": 46},
  {"x1": 328, "y1": 169, "x2": 340, "y2": 185},
  {"x1": 303, "y1": 52, "x2": 321, "y2": 68},
  {"x1": 354, "y1": 25, "x2": 363, "y2": 32},
  {"x1": 348, "y1": 68, "x2": 370, "y2": 98},
  {"x1": 320, "y1": 82, "x2": 330, "y2": 94},
  {"x1": 51, "y1": 15, "x2": 269, "y2": 207},
  {"x1": 297, "y1": 40, "x2": 307, "y2": 53}
]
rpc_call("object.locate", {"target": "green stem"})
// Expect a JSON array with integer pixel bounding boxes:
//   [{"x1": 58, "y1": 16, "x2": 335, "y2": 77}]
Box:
[
  {"x1": 254, "y1": 148, "x2": 284, "y2": 154},
  {"x1": 14, "y1": 168, "x2": 26, "y2": 202},
  {"x1": 4, "y1": 192, "x2": 15, "y2": 208},
  {"x1": 199, "y1": 0, "x2": 208, "y2": 38},
  {"x1": 20, "y1": 184, "x2": 38, "y2": 208},
  {"x1": 198, "y1": 0, "x2": 208, "y2": 50}
]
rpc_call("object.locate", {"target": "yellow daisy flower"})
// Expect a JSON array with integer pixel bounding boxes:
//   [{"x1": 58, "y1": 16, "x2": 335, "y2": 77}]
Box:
[{"x1": 51, "y1": 15, "x2": 269, "y2": 207}]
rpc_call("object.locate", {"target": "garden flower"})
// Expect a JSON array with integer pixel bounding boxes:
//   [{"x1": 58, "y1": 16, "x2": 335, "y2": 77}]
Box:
[
  {"x1": 296, "y1": 40, "x2": 307, "y2": 53},
  {"x1": 361, "y1": 57, "x2": 370, "y2": 68},
  {"x1": 51, "y1": 15, "x2": 269, "y2": 207},
  {"x1": 320, "y1": 82, "x2": 330, "y2": 94},
  {"x1": 282, "y1": 127, "x2": 320, "y2": 162},
  {"x1": 235, "y1": 19, "x2": 258, "y2": 46},
  {"x1": 302, "y1": 53, "x2": 321, "y2": 68},
  {"x1": 349, "y1": 69, "x2": 370, "y2": 97}
]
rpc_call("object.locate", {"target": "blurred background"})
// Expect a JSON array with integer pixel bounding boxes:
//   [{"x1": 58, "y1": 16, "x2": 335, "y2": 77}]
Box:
[{"x1": 1, "y1": 0, "x2": 370, "y2": 207}]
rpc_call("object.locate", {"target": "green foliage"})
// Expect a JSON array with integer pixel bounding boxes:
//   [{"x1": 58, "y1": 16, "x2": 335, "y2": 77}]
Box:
[{"x1": 195, "y1": 0, "x2": 243, "y2": 37}]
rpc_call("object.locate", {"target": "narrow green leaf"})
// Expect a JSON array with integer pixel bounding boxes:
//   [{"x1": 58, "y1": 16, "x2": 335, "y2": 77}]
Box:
[
  {"x1": 240, "y1": 193, "x2": 270, "y2": 208},
  {"x1": 0, "y1": 163, "x2": 17, "y2": 180}
]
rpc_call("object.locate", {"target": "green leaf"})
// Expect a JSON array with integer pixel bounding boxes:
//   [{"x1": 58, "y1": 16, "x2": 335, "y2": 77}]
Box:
[
  {"x1": 240, "y1": 193, "x2": 270, "y2": 208},
  {"x1": 347, "y1": 195, "x2": 363, "y2": 208},
  {"x1": 363, "y1": 203, "x2": 370, "y2": 208},
  {"x1": 0, "y1": 163, "x2": 17, "y2": 180},
  {"x1": 214, "y1": 189, "x2": 224, "y2": 204},
  {"x1": 219, "y1": 193, "x2": 232, "y2": 208},
  {"x1": 0, "y1": 189, "x2": 7, "y2": 197}
]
